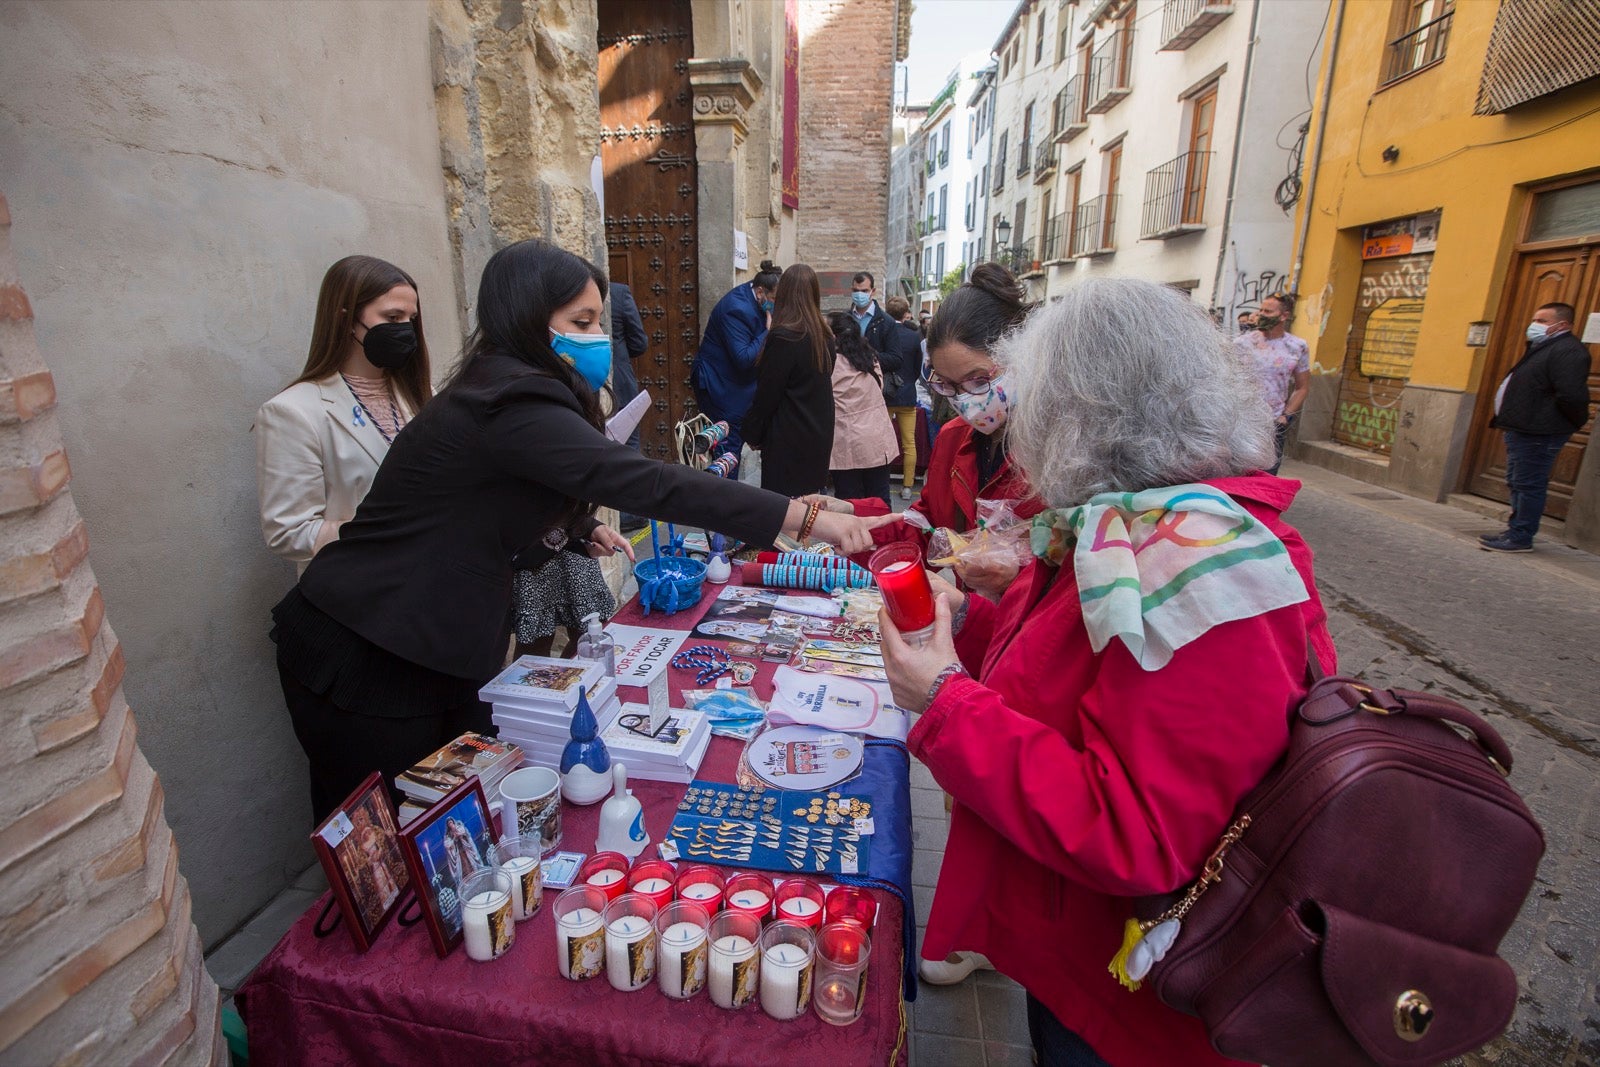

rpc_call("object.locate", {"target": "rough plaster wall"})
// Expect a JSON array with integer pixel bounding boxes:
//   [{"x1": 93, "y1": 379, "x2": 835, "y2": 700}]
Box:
[
  {"x1": 795, "y1": 0, "x2": 896, "y2": 293},
  {"x1": 0, "y1": 0, "x2": 461, "y2": 945}
]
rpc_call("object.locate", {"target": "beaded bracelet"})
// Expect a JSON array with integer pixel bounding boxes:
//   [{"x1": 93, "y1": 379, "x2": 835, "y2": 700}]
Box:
[
  {"x1": 798, "y1": 501, "x2": 821, "y2": 542},
  {"x1": 923, "y1": 662, "x2": 969, "y2": 713},
  {"x1": 670, "y1": 644, "x2": 733, "y2": 685}
]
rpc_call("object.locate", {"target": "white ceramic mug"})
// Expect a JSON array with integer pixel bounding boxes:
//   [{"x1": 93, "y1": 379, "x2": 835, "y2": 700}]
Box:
[{"x1": 499, "y1": 766, "x2": 562, "y2": 852}]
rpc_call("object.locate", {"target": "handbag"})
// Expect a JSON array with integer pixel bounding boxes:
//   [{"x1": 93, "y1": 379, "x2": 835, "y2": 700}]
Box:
[{"x1": 1127, "y1": 671, "x2": 1544, "y2": 1066}]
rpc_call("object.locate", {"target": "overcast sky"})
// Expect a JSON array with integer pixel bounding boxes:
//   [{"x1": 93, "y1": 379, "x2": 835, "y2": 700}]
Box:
[{"x1": 902, "y1": 0, "x2": 1017, "y2": 105}]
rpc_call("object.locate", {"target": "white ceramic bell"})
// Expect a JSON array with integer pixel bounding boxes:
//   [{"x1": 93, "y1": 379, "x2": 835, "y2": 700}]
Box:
[{"x1": 595, "y1": 763, "x2": 650, "y2": 859}]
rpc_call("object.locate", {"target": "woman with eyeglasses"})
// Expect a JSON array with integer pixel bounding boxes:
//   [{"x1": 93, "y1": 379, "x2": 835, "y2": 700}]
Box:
[{"x1": 809, "y1": 264, "x2": 1045, "y2": 606}]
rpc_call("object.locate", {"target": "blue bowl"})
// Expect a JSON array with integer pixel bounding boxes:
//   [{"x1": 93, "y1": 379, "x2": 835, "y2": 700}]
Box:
[{"x1": 634, "y1": 555, "x2": 708, "y2": 615}]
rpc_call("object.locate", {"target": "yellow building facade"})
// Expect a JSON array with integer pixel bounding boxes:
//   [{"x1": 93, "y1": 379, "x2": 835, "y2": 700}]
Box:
[{"x1": 1288, "y1": 0, "x2": 1600, "y2": 550}]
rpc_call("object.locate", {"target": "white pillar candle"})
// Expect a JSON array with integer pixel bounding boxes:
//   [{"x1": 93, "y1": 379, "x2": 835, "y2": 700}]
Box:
[
  {"x1": 632, "y1": 877, "x2": 672, "y2": 895},
  {"x1": 709, "y1": 934, "x2": 758, "y2": 1009},
  {"x1": 760, "y1": 943, "x2": 814, "y2": 1020},
  {"x1": 727, "y1": 888, "x2": 770, "y2": 913},
  {"x1": 606, "y1": 914, "x2": 657, "y2": 991},
  {"x1": 587, "y1": 868, "x2": 625, "y2": 889},
  {"x1": 556, "y1": 907, "x2": 605, "y2": 980},
  {"x1": 681, "y1": 882, "x2": 720, "y2": 904},
  {"x1": 778, "y1": 897, "x2": 821, "y2": 922},
  {"x1": 462, "y1": 889, "x2": 514, "y2": 962},
  {"x1": 658, "y1": 921, "x2": 709, "y2": 999},
  {"x1": 501, "y1": 855, "x2": 541, "y2": 921}
]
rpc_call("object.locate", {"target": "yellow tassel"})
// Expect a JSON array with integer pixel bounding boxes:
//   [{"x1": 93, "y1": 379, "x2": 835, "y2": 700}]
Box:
[{"x1": 1107, "y1": 917, "x2": 1145, "y2": 992}]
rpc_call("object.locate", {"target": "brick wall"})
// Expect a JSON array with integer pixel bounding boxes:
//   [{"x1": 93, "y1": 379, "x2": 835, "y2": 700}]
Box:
[
  {"x1": 0, "y1": 191, "x2": 222, "y2": 1064},
  {"x1": 796, "y1": 0, "x2": 900, "y2": 304}
]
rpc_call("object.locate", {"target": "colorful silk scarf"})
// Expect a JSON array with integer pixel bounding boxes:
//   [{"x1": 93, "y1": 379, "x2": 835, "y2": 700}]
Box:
[{"x1": 1030, "y1": 484, "x2": 1308, "y2": 671}]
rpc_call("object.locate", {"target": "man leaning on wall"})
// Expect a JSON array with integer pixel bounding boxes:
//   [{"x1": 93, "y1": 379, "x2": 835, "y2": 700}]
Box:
[{"x1": 1481, "y1": 301, "x2": 1593, "y2": 553}]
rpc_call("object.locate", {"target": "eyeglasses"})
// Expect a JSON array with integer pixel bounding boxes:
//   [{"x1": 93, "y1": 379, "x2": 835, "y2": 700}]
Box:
[{"x1": 925, "y1": 371, "x2": 996, "y2": 398}]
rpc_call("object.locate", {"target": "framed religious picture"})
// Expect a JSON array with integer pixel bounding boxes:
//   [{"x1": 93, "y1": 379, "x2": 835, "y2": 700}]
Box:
[
  {"x1": 398, "y1": 777, "x2": 497, "y2": 958},
  {"x1": 309, "y1": 772, "x2": 411, "y2": 952}
]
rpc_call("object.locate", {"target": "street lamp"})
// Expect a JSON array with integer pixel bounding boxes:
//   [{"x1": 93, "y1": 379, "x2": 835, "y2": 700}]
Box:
[{"x1": 993, "y1": 214, "x2": 1012, "y2": 251}]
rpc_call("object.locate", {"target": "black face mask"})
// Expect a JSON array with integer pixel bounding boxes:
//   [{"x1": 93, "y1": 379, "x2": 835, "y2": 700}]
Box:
[{"x1": 358, "y1": 321, "x2": 418, "y2": 370}]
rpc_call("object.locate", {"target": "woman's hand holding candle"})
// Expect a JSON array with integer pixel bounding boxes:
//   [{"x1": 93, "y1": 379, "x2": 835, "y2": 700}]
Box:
[{"x1": 880, "y1": 593, "x2": 962, "y2": 714}]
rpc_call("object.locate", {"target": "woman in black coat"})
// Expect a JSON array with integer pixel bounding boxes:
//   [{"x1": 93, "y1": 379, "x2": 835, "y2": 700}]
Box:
[
  {"x1": 271, "y1": 241, "x2": 871, "y2": 822},
  {"x1": 742, "y1": 264, "x2": 836, "y2": 497}
]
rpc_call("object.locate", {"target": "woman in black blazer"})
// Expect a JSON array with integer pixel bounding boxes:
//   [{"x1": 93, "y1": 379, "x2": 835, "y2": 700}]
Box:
[
  {"x1": 272, "y1": 241, "x2": 872, "y2": 821},
  {"x1": 742, "y1": 264, "x2": 836, "y2": 497}
]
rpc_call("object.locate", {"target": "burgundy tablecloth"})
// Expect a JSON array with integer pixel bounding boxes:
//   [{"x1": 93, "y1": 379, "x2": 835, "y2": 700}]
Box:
[{"x1": 237, "y1": 576, "x2": 910, "y2": 1067}]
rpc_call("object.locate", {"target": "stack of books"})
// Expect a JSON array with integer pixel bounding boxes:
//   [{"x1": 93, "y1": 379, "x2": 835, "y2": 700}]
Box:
[
  {"x1": 600, "y1": 705, "x2": 712, "y2": 784},
  {"x1": 479, "y1": 655, "x2": 621, "y2": 772},
  {"x1": 395, "y1": 731, "x2": 523, "y2": 826}
]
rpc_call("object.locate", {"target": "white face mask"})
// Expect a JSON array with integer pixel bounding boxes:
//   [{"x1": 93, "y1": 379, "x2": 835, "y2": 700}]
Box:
[{"x1": 1525, "y1": 322, "x2": 1549, "y2": 343}]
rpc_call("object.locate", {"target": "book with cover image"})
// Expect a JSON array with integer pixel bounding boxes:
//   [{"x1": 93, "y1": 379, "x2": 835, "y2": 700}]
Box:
[
  {"x1": 603, "y1": 706, "x2": 708, "y2": 758},
  {"x1": 397, "y1": 732, "x2": 523, "y2": 802},
  {"x1": 479, "y1": 655, "x2": 603, "y2": 710}
]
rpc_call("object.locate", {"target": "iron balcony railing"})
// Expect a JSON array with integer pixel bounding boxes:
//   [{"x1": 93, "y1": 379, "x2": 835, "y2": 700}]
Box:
[
  {"x1": 939, "y1": 148, "x2": 950, "y2": 168},
  {"x1": 1159, "y1": 0, "x2": 1234, "y2": 51},
  {"x1": 1016, "y1": 137, "x2": 1033, "y2": 178},
  {"x1": 922, "y1": 272, "x2": 940, "y2": 291},
  {"x1": 1012, "y1": 238, "x2": 1038, "y2": 273},
  {"x1": 1033, "y1": 141, "x2": 1057, "y2": 181},
  {"x1": 1088, "y1": 30, "x2": 1132, "y2": 113},
  {"x1": 1140, "y1": 151, "x2": 1213, "y2": 239},
  {"x1": 1382, "y1": 8, "x2": 1454, "y2": 84},
  {"x1": 1071, "y1": 194, "x2": 1119, "y2": 256},
  {"x1": 926, "y1": 158, "x2": 936, "y2": 177},
  {"x1": 1042, "y1": 212, "x2": 1069, "y2": 261},
  {"x1": 1054, "y1": 76, "x2": 1088, "y2": 141},
  {"x1": 989, "y1": 246, "x2": 1026, "y2": 274}
]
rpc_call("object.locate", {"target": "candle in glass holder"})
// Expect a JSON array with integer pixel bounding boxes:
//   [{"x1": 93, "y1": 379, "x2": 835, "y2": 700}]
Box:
[
  {"x1": 604, "y1": 893, "x2": 659, "y2": 992},
  {"x1": 775, "y1": 877, "x2": 825, "y2": 929},
  {"x1": 491, "y1": 835, "x2": 542, "y2": 921},
  {"x1": 813, "y1": 922, "x2": 871, "y2": 1026},
  {"x1": 708, "y1": 910, "x2": 761, "y2": 1010},
  {"x1": 724, "y1": 872, "x2": 773, "y2": 921},
  {"x1": 655, "y1": 900, "x2": 711, "y2": 1000},
  {"x1": 868, "y1": 543, "x2": 935, "y2": 644},
  {"x1": 579, "y1": 851, "x2": 630, "y2": 902},
  {"x1": 628, "y1": 858, "x2": 677, "y2": 910},
  {"x1": 553, "y1": 885, "x2": 607, "y2": 980},
  {"x1": 758, "y1": 920, "x2": 816, "y2": 1021},
  {"x1": 823, "y1": 885, "x2": 876, "y2": 930},
  {"x1": 676, "y1": 865, "x2": 725, "y2": 912},
  {"x1": 460, "y1": 868, "x2": 514, "y2": 962}
]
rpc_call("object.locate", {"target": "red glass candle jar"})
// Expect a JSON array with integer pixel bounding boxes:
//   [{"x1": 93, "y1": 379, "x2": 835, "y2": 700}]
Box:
[
  {"x1": 627, "y1": 858, "x2": 677, "y2": 910},
  {"x1": 577, "y1": 851, "x2": 630, "y2": 902},
  {"x1": 774, "y1": 877, "x2": 826, "y2": 929},
  {"x1": 868, "y1": 542, "x2": 936, "y2": 642},
  {"x1": 675, "y1": 864, "x2": 726, "y2": 912},
  {"x1": 723, "y1": 872, "x2": 774, "y2": 921},
  {"x1": 823, "y1": 885, "x2": 877, "y2": 931}
]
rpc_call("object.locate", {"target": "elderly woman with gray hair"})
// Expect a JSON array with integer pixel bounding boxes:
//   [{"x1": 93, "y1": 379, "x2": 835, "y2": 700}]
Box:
[{"x1": 881, "y1": 277, "x2": 1337, "y2": 1067}]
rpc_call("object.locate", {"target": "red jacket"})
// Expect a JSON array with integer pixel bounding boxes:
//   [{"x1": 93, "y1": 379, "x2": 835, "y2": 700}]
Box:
[
  {"x1": 907, "y1": 474, "x2": 1336, "y2": 1067},
  {"x1": 853, "y1": 418, "x2": 1044, "y2": 550}
]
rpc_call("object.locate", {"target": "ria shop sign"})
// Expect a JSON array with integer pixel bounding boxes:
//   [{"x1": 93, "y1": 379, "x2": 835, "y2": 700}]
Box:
[{"x1": 1362, "y1": 210, "x2": 1441, "y2": 260}]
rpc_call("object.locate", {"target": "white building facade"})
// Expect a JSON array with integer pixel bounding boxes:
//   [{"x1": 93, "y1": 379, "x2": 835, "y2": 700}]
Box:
[
  {"x1": 978, "y1": 0, "x2": 1327, "y2": 319},
  {"x1": 886, "y1": 104, "x2": 929, "y2": 302}
]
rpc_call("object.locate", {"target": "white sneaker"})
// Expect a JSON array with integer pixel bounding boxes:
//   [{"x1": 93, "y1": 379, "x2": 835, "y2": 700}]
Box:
[
  {"x1": 901, "y1": 486, "x2": 914, "y2": 500},
  {"x1": 917, "y1": 951, "x2": 993, "y2": 985}
]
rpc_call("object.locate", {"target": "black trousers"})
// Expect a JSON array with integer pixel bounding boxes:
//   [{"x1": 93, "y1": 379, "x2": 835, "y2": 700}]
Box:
[
  {"x1": 831, "y1": 464, "x2": 892, "y2": 509},
  {"x1": 278, "y1": 651, "x2": 494, "y2": 825}
]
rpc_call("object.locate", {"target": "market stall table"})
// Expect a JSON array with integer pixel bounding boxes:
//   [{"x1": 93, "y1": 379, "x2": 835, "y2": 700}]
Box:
[{"x1": 237, "y1": 576, "x2": 916, "y2": 1067}]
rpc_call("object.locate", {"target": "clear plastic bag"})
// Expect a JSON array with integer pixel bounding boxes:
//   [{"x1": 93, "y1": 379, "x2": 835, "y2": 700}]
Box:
[
  {"x1": 681, "y1": 687, "x2": 768, "y2": 740},
  {"x1": 926, "y1": 498, "x2": 1033, "y2": 570}
]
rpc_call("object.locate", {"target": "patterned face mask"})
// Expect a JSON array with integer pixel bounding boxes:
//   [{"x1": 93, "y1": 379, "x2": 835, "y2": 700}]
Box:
[{"x1": 950, "y1": 374, "x2": 1013, "y2": 434}]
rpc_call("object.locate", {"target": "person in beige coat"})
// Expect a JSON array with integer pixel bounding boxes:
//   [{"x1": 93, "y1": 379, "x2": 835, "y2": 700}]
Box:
[
  {"x1": 256, "y1": 256, "x2": 434, "y2": 572},
  {"x1": 826, "y1": 311, "x2": 899, "y2": 507}
]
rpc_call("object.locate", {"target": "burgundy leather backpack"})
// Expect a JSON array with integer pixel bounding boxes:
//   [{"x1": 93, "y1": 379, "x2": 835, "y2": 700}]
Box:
[{"x1": 1143, "y1": 675, "x2": 1544, "y2": 1066}]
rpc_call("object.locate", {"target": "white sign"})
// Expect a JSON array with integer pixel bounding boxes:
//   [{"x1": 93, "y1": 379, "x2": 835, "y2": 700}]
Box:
[
  {"x1": 733, "y1": 230, "x2": 749, "y2": 270},
  {"x1": 1583, "y1": 313, "x2": 1600, "y2": 345},
  {"x1": 606, "y1": 624, "x2": 690, "y2": 685}
]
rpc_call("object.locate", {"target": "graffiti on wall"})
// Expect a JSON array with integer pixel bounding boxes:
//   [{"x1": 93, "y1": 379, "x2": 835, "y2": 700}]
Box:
[
  {"x1": 1356, "y1": 255, "x2": 1431, "y2": 309},
  {"x1": 1335, "y1": 399, "x2": 1398, "y2": 449}
]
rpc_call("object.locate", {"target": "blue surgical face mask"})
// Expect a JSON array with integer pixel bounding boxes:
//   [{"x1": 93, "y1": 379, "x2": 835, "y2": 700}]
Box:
[
  {"x1": 1525, "y1": 322, "x2": 1548, "y2": 343},
  {"x1": 760, "y1": 299, "x2": 774, "y2": 314},
  {"x1": 851, "y1": 291, "x2": 872, "y2": 309},
  {"x1": 549, "y1": 330, "x2": 612, "y2": 391}
]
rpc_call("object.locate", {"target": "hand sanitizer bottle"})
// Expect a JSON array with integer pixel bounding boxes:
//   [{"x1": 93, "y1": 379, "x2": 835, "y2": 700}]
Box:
[
  {"x1": 596, "y1": 763, "x2": 649, "y2": 860},
  {"x1": 576, "y1": 611, "x2": 616, "y2": 677}
]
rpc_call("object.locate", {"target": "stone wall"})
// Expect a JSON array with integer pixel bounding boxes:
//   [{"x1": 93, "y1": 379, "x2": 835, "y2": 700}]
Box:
[
  {"x1": 0, "y1": 190, "x2": 222, "y2": 1065},
  {"x1": 795, "y1": 0, "x2": 901, "y2": 300},
  {"x1": 0, "y1": 0, "x2": 462, "y2": 945}
]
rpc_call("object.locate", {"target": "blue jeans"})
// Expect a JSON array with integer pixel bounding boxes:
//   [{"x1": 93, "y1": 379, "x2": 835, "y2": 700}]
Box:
[
  {"x1": 1027, "y1": 994, "x2": 1111, "y2": 1067},
  {"x1": 1503, "y1": 430, "x2": 1570, "y2": 545}
]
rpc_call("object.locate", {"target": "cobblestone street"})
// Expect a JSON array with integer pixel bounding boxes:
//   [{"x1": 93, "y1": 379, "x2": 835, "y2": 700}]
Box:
[{"x1": 908, "y1": 460, "x2": 1600, "y2": 1066}]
